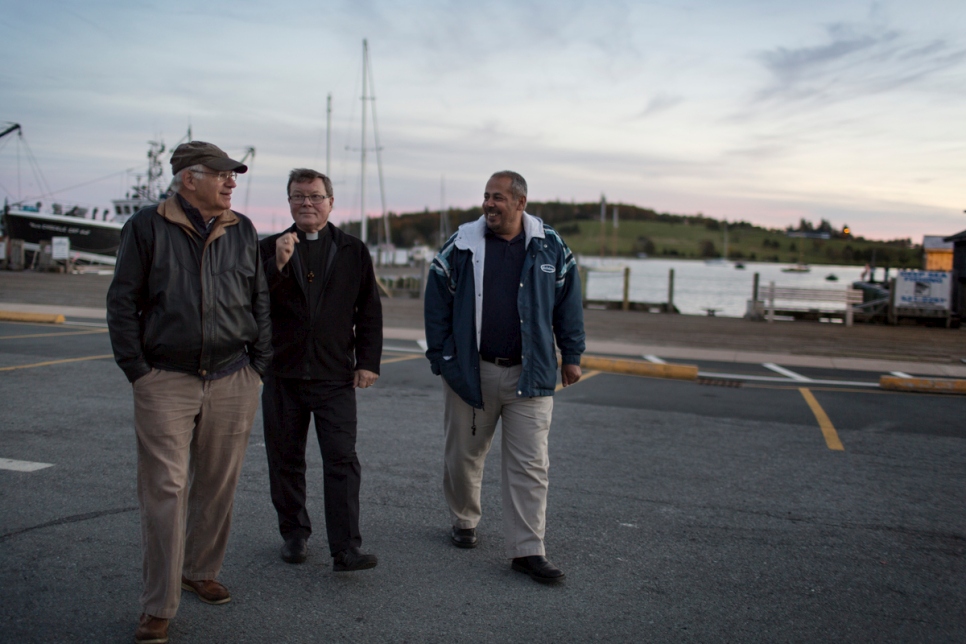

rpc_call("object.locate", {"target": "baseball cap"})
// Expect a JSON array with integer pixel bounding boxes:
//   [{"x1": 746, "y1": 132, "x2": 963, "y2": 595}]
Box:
[{"x1": 170, "y1": 141, "x2": 248, "y2": 175}]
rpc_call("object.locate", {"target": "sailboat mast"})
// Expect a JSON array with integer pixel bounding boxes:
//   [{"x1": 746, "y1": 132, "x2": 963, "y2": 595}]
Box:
[
  {"x1": 367, "y1": 58, "x2": 389, "y2": 247},
  {"x1": 360, "y1": 39, "x2": 369, "y2": 245},
  {"x1": 326, "y1": 93, "x2": 332, "y2": 177}
]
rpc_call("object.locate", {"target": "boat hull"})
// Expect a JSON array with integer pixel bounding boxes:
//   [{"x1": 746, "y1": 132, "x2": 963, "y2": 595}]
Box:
[{"x1": 3, "y1": 209, "x2": 121, "y2": 264}]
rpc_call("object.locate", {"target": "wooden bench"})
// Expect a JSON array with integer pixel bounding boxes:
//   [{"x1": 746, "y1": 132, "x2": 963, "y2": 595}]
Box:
[{"x1": 762, "y1": 283, "x2": 864, "y2": 326}]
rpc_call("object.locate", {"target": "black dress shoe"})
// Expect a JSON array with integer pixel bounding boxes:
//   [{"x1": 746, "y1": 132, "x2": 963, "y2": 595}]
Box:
[
  {"x1": 511, "y1": 556, "x2": 565, "y2": 583},
  {"x1": 280, "y1": 537, "x2": 308, "y2": 564},
  {"x1": 332, "y1": 547, "x2": 378, "y2": 572},
  {"x1": 450, "y1": 526, "x2": 478, "y2": 549}
]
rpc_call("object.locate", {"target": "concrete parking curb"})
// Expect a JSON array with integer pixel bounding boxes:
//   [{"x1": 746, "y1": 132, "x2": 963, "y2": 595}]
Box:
[
  {"x1": 581, "y1": 355, "x2": 699, "y2": 380},
  {"x1": 879, "y1": 375, "x2": 966, "y2": 395},
  {"x1": 0, "y1": 311, "x2": 66, "y2": 324}
]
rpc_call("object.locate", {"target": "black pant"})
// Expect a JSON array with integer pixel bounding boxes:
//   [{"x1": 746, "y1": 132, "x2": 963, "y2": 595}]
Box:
[{"x1": 262, "y1": 376, "x2": 361, "y2": 555}]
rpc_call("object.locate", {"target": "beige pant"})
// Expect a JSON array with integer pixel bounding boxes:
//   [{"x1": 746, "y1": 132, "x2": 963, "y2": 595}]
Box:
[
  {"x1": 133, "y1": 366, "x2": 260, "y2": 618},
  {"x1": 443, "y1": 360, "x2": 554, "y2": 558}
]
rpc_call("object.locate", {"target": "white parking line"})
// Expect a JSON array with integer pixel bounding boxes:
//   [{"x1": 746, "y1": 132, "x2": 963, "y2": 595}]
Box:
[
  {"x1": 890, "y1": 371, "x2": 913, "y2": 378},
  {"x1": 643, "y1": 354, "x2": 666, "y2": 364},
  {"x1": 384, "y1": 344, "x2": 425, "y2": 354},
  {"x1": 0, "y1": 458, "x2": 54, "y2": 472},
  {"x1": 762, "y1": 363, "x2": 813, "y2": 382}
]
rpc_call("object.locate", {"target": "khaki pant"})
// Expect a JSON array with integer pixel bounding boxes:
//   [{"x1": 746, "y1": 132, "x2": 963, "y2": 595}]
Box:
[
  {"x1": 132, "y1": 366, "x2": 260, "y2": 618},
  {"x1": 443, "y1": 360, "x2": 554, "y2": 558}
]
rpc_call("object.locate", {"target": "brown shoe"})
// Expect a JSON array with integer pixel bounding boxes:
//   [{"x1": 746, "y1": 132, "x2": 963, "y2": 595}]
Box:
[
  {"x1": 134, "y1": 613, "x2": 169, "y2": 644},
  {"x1": 181, "y1": 576, "x2": 231, "y2": 605}
]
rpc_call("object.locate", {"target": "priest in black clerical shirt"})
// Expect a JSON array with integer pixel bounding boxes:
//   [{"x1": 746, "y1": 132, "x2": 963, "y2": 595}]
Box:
[{"x1": 258, "y1": 168, "x2": 383, "y2": 572}]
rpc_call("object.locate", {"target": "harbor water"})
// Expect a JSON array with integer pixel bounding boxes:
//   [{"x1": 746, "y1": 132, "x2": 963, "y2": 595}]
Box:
[{"x1": 578, "y1": 257, "x2": 869, "y2": 318}]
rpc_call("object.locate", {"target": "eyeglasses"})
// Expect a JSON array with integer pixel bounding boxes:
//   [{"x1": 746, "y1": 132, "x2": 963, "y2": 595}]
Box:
[
  {"x1": 288, "y1": 194, "x2": 330, "y2": 204},
  {"x1": 195, "y1": 170, "x2": 237, "y2": 182}
]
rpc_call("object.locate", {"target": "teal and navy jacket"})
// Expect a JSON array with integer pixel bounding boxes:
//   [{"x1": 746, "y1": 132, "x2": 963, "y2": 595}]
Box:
[{"x1": 424, "y1": 213, "x2": 585, "y2": 409}]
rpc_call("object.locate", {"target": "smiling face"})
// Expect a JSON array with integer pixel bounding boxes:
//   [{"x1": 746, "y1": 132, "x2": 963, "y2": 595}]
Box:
[
  {"x1": 289, "y1": 178, "x2": 332, "y2": 233},
  {"x1": 483, "y1": 175, "x2": 526, "y2": 239},
  {"x1": 180, "y1": 167, "x2": 237, "y2": 219}
]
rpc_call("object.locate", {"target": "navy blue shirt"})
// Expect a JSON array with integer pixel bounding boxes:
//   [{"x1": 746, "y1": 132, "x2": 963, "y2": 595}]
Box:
[{"x1": 478, "y1": 229, "x2": 526, "y2": 360}]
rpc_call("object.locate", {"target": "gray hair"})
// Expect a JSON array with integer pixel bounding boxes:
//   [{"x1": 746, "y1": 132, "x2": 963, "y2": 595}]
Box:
[
  {"x1": 491, "y1": 170, "x2": 527, "y2": 200},
  {"x1": 169, "y1": 164, "x2": 207, "y2": 192},
  {"x1": 287, "y1": 168, "x2": 333, "y2": 198}
]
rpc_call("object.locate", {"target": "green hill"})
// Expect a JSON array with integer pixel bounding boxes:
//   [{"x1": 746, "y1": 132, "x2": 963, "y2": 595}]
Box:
[{"x1": 348, "y1": 201, "x2": 920, "y2": 268}]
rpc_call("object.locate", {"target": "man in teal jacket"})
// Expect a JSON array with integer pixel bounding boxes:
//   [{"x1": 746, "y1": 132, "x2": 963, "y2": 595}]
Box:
[{"x1": 424, "y1": 170, "x2": 585, "y2": 583}]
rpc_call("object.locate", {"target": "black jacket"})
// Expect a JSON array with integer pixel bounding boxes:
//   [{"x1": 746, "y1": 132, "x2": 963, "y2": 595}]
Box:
[
  {"x1": 107, "y1": 195, "x2": 273, "y2": 383},
  {"x1": 260, "y1": 222, "x2": 382, "y2": 381}
]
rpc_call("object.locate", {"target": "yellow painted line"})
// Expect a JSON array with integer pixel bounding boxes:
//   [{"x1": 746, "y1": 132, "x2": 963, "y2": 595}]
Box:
[
  {"x1": 0, "y1": 354, "x2": 114, "y2": 372},
  {"x1": 0, "y1": 311, "x2": 65, "y2": 324},
  {"x1": 580, "y1": 356, "x2": 698, "y2": 381},
  {"x1": 879, "y1": 375, "x2": 966, "y2": 395},
  {"x1": 380, "y1": 354, "x2": 423, "y2": 365},
  {"x1": 556, "y1": 369, "x2": 601, "y2": 392},
  {"x1": 799, "y1": 387, "x2": 844, "y2": 451},
  {"x1": 0, "y1": 329, "x2": 109, "y2": 340}
]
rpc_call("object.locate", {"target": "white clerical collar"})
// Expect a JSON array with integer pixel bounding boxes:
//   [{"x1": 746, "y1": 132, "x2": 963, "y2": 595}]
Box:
[{"x1": 305, "y1": 231, "x2": 319, "y2": 241}]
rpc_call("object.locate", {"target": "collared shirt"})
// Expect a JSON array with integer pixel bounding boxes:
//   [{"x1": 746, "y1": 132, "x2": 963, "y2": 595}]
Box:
[
  {"x1": 176, "y1": 193, "x2": 216, "y2": 239},
  {"x1": 478, "y1": 228, "x2": 526, "y2": 360}
]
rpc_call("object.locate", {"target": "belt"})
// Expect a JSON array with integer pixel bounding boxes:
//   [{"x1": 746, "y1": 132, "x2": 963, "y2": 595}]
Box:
[{"x1": 479, "y1": 353, "x2": 522, "y2": 367}]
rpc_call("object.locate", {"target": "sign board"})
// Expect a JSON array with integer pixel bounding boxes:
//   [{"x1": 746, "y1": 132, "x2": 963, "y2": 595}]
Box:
[
  {"x1": 51, "y1": 236, "x2": 70, "y2": 260},
  {"x1": 894, "y1": 270, "x2": 952, "y2": 310}
]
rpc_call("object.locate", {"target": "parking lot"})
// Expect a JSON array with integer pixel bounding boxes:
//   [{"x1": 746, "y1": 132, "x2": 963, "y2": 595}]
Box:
[{"x1": 1, "y1": 319, "x2": 964, "y2": 642}]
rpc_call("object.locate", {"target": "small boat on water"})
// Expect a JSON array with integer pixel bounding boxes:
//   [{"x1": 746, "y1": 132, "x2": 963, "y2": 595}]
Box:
[
  {"x1": 782, "y1": 264, "x2": 811, "y2": 273},
  {"x1": 734, "y1": 262, "x2": 745, "y2": 270},
  {"x1": 825, "y1": 273, "x2": 839, "y2": 282}
]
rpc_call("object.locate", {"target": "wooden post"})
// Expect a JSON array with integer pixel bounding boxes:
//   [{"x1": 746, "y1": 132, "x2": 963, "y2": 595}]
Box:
[
  {"x1": 752, "y1": 272, "x2": 760, "y2": 319},
  {"x1": 767, "y1": 281, "x2": 776, "y2": 323},
  {"x1": 667, "y1": 269, "x2": 675, "y2": 312},
  {"x1": 622, "y1": 266, "x2": 630, "y2": 311},
  {"x1": 578, "y1": 265, "x2": 588, "y2": 306}
]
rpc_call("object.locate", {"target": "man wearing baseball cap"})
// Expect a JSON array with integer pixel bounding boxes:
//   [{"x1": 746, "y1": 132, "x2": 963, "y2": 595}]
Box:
[{"x1": 107, "y1": 141, "x2": 272, "y2": 644}]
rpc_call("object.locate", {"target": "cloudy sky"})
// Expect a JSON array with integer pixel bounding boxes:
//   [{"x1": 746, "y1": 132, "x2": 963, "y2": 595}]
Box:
[{"x1": 2, "y1": 0, "x2": 964, "y2": 241}]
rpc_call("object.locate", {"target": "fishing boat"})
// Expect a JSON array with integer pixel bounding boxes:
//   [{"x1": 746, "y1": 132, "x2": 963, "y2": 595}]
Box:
[
  {"x1": 2, "y1": 125, "x2": 253, "y2": 266},
  {"x1": 2, "y1": 126, "x2": 170, "y2": 265}
]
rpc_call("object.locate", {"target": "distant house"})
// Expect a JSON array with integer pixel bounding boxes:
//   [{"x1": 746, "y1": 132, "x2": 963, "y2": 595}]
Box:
[{"x1": 922, "y1": 235, "x2": 954, "y2": 271}]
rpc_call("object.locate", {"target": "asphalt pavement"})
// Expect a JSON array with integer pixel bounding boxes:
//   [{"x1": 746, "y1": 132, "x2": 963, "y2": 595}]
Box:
[{"x1": 1, "y1": 320, "x2": 964, "y2": 642}]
